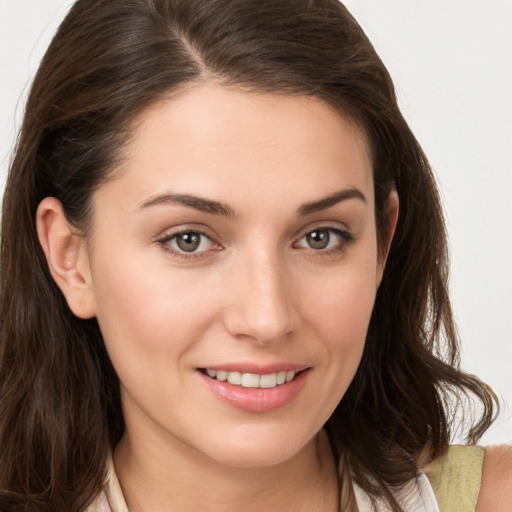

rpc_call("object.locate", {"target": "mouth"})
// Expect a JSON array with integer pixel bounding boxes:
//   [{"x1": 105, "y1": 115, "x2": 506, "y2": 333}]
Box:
[
  {"x1": 200, "y1": 369, "x2": 302, "y2": 389},
  {"x1": 198, "y1": 366, "x2": 310, "y2": 412}
]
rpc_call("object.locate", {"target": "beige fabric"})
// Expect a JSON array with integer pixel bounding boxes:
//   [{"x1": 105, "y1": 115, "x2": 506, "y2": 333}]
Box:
[{"x1": 423, "y1": 445, "x2": 485, "y2": 512}]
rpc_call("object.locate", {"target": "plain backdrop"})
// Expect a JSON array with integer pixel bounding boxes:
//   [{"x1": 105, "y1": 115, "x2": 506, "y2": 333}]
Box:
[{"x1": 1, "y1": 0, "x2": 511, "y2": 445}]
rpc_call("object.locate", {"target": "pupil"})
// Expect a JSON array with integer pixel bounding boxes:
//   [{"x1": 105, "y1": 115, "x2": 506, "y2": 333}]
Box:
[
  {"x1": 177, "y1": 232, "x2": 201, "y2": 252},
  {"x1": 307, "y1": 230, "x2": 329, "y2": 250}
]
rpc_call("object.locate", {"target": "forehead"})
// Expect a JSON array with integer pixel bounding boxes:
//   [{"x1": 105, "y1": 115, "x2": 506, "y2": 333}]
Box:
[{"x1": 103, "y1": 83, "x2": 374, "y2": 212}]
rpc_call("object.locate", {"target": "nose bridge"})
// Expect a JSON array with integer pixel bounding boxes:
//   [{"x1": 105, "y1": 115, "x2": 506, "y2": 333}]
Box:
[{"x1": 226, "y1": 243, "x2": 295, "y2": 344}]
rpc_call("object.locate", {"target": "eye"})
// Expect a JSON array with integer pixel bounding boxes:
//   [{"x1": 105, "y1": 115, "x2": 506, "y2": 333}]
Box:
[
  {"x1": 163, "y1": 230, "x2": 215, "y2": 254},
  {"x1": 295, "y1": 228, "x2": 352, "y2": 251}
]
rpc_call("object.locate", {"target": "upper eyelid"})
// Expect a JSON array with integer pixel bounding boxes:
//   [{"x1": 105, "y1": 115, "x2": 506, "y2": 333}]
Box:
[
  {"x1": 162, "y1": 230, "x2": 213, "y2": 243},
  {"x1": 293, "y1": 222, "x2": 351, "y2": 241},
  {"x1": 153, "y1": 222, "x2": 352, "y2": 246},
  {"x1": 294, "y1": 226, "x2": 352, "y2": 243},
  {"x1": 153, "y1": 224, "x2": 217, "y2": 242}
]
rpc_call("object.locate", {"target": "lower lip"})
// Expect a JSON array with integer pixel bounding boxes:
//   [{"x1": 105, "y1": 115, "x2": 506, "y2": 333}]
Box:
[{"x1": 198, "y1": 370, "x2": 309, "y2": 413}]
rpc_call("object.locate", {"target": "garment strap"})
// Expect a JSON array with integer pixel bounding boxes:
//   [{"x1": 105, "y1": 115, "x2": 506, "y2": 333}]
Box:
[{"x1": 422, "y1": 445, "x2": 485, "y2": 512}]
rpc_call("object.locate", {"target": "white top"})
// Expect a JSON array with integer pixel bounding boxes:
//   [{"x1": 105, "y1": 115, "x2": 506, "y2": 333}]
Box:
[
  {"x1": 85, "y1": 456, "x2": 440, "y2": 512},
  {"x1": 353, "y1": 471, "x2": 440, "y2": 511}
]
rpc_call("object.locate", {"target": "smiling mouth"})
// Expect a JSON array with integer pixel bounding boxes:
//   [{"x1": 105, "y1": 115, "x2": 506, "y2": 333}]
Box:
[{"x1": 201, "y1": 369, "x2": 300, "y2": 389}]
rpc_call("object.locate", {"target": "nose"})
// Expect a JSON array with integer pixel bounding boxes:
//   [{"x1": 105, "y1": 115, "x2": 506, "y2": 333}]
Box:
[{"x1": 223, "y1": 248, "x2": 298, "y2": 345}]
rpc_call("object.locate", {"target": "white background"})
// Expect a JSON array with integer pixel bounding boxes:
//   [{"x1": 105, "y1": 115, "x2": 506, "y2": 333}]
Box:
[{"x1": 1, "y1": 0, "x2": 511, "y2": 444}]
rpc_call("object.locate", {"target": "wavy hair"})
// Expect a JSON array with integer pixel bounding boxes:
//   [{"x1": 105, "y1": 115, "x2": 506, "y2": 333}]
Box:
[{"x1": 0, "y1": 0, "x2": 497, "y2": 510}]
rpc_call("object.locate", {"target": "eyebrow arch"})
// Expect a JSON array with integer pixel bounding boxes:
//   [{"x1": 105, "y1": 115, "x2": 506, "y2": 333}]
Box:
[
  {"x1": 298, "y1": 188, "x2": 367, "y2": 216},
  {"x1": 137, "y1": 193, "x2": 237, "y2": 217}
]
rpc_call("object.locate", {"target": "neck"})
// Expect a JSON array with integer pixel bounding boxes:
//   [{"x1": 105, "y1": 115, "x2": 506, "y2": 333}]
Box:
[{"x1": 114, "y1": 428, "x2": 339, "y2": 512}]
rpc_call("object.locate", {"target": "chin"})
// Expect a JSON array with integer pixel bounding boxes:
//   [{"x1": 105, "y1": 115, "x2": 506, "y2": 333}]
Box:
[{"x1": 196, "y1": 426, "x2": 318, "y2": 469}]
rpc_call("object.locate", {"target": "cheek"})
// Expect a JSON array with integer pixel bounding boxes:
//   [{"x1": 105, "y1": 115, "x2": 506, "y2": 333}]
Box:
[
  {"x1": 290, "y1": 266, "x2": 376, "y2": 432},
  {"x1": 301, "y1": 259, "x2": 377, "y2": 391},
  {"x1": 90, "y1": 253, "x2": 221, "y2": 370},
  {"x1": 303, "y1": 263, "x2": 378, "y2": 343}
]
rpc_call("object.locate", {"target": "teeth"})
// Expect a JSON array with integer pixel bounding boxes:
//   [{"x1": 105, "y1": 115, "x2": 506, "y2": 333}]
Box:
[
  {"x1": 205, "y1": 369, "x2": 298, "y2": 388},
  {"x1": 241, "y1": 373, "x2": 260, "y2": 388},
  {"x1": 227, "y1": 371, "x2": 242, "y2": 385},
  {"x1": 260, "y1": 373, "x2": 277, "y2": 388}
]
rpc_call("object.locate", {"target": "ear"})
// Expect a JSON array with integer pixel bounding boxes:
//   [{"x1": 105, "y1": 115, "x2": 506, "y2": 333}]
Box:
[
  {"x1": 36, "y1": 197, "x2": 96, "y2": 319},
  {"x1": 376, "y1": 189, "x2": 399, "y2": 287}
]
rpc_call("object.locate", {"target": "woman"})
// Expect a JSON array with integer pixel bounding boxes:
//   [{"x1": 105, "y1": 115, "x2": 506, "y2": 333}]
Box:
[{"x1": 0, "y1": 0, "x2": 510, "y2": 510}]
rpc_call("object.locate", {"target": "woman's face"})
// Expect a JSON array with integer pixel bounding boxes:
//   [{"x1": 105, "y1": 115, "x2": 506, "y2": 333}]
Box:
[{"x1": 81, "y1": 84, "x2": 392, "y2": 467}]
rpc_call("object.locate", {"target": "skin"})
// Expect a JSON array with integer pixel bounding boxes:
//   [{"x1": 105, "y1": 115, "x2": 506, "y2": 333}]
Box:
[
  {"x1": 35, "y1": 83, "x2": 512, "y2": 510},
  {"x1": 477, "y1": 445, "x2": 512, "y2": 511},
  {"x1": 38, "y1": 83, "x2": 397, "y2": 511}
]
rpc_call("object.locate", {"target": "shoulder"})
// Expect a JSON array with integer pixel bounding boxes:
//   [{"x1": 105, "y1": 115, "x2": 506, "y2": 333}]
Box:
[{"x1": 476, "y1": 445, "x2": 512, "y2": 512}]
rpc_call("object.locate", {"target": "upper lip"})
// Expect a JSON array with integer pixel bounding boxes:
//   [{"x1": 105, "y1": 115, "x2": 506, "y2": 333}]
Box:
[{"x1": 198, "y1": 363, "x2": 310, "y2": 374}]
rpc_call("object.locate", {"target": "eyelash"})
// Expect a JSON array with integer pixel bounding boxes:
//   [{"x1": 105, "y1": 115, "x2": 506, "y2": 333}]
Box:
[
  {"x1": 156, "y1": 226, "x2": 355, "y2": 260},
  {"x1": 294, "y1": 227, "x2": 355, "y2": 256},
  {"x1": 157, "y1": 228, "x2": 219, "y2": 260}
]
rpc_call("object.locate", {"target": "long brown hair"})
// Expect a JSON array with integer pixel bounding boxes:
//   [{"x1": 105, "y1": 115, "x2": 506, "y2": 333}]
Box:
[{"x1": 0, "y1": 1, "x2": 497, "y2": 510}]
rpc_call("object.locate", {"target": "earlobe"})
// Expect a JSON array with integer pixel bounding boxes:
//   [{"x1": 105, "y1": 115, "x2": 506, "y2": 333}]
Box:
[
  {"x1": 36, "y1": 197, "x2": 96, "y2": 319},
  {"x1": 376, "y1": 190, "x2": 399, "y2": 287}
]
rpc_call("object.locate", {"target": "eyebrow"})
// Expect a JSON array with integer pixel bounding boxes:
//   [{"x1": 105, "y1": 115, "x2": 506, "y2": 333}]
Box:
[
  {"x1": 137, "y1": 193, "x2": 237, "y2": 217},
  {"x1": 137, "y1": 187, "x2": 366, "y2": 217},
  {"x1": 297, "y1": 188, "x2": 367, "y2": 216}
]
